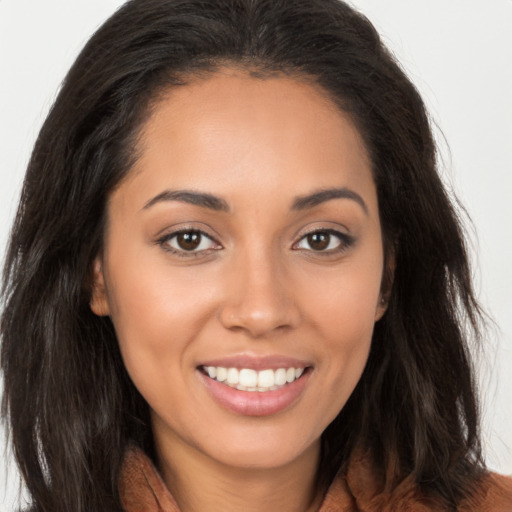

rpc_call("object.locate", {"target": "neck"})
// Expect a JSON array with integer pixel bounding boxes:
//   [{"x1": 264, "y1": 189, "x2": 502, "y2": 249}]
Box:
[{"x1": 154, "y1": 431, "x2": 324, "y2": 512}]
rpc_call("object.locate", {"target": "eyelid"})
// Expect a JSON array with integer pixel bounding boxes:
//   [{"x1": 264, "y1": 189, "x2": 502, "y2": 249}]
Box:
[
  {"x1": 292, "y1": 227, "x2": 355, "y2": 254},
  {"x1": 156, "y1": 227, "x2": 222, "y2": 256}
]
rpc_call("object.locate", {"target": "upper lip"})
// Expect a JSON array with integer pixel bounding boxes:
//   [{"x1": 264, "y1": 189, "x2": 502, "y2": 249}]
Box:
[{"x1": 197, "y1": 354, "x2": 312, "y2": 371}]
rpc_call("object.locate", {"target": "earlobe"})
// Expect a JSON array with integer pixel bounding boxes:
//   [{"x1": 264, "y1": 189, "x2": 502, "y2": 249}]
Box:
[
  {"x1": 90, "y1": 257, "x2": 111, "y2": 316},
  {"x1": 374, "y1": 295, "x2": 389, "y2": 321},
  {"x1": 375, "y1": 248, "x2": 396, "y2": 321}
]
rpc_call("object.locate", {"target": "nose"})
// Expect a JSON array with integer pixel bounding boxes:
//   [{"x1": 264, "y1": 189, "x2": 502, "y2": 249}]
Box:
[{"x1": 219, "y1": 248, "x2": 301, "y2": 338}]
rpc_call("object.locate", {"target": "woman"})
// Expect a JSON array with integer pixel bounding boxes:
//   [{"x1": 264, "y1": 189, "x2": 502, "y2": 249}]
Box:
[{"x1": 1, "y1": 0, "x2": 511, "y2": 511}]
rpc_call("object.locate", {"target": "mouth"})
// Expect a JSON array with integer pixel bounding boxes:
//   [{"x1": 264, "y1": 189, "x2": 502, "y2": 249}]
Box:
[
  {"x1": 197, "y1": 361, "x2": 313, "y2": 417},
  {"x1": 199, "y1": 365, "x2": 307, "y2": 392}
]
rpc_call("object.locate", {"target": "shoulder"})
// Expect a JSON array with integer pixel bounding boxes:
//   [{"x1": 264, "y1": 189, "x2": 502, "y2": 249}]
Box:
[
  {"x1": 328, "y1": 447, "x2": 512, "y2": 511},
  {"x1": 459, "y1": 471, "x2": 512, "y2": 511}
]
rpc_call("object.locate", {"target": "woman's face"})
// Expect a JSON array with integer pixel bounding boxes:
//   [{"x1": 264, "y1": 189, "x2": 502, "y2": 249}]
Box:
[{"x1": 92, "y1": 70, "x2": 387, "y2": 471}]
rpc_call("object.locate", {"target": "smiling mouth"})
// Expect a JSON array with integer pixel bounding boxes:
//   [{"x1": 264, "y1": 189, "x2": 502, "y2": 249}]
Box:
[{"x1": 199, "y1": 365, "x2": 307, "y2": 392}]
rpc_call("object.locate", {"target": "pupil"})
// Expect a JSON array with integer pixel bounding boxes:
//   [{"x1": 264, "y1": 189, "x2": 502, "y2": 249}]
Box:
[
  {"x1": 177, "y1": 232, "x2": 201, "y2": 250},
  {"x1": 308, "y1": 232, "x2": 329, "y2": 250}
]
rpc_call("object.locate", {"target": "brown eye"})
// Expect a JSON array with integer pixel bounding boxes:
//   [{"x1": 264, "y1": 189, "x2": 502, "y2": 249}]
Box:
[
  {"x1": 294, "y1": 229, "x2": 353, "y2": 253},
  {"x1": 306, "y1": 232, "x2": 330, "y2": 251},
  {"x1": 176, "y1": 232, "x2": 202, "y2": 251},
  {"x1": 161, "y1": 230, "x2": 219, "y2": 254}
]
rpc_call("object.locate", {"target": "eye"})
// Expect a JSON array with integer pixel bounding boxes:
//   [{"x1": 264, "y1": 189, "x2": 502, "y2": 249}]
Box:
[
  {"x1": 158, "y1": 229, "x2": 220, "y2": 255},
  {"x1": 294, "y1": 229, "x2": 353, "y2": 253}
]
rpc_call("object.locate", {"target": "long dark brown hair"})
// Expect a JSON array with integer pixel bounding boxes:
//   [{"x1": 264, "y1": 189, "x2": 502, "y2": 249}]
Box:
[{"x1": 2, "y1": 0, "x2": 485, "y2": 510}]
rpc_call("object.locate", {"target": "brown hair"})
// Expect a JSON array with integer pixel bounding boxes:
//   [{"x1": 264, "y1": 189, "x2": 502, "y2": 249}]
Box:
[{"x1": 2, "y1": 1, "x2": 484, "y2": 510}]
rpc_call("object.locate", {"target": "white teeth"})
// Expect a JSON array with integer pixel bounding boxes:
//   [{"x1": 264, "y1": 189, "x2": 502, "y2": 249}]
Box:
[
  {"x1": 258, "y1": 369, "x2": 274, "y2": 388},
  {"x1": 239, "y1": 369, "x2": 258, "y2": 388},
  {"x1": 202, "y1": 365, "x2": 306, "y2": 392},
  {"x1": 226, "y1": 368, "x2": 239, "y2": 385},
  {"x1": 274, "y1": 368, "x2": 287, "y2": 386}
]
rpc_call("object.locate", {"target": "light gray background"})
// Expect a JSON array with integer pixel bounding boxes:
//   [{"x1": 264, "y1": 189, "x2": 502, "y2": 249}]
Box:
[{"x1": 1, "y1": 0, "x2": 511, "y2": 509}]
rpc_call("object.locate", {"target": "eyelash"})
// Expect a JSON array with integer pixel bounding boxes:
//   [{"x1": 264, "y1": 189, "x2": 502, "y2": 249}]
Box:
[
  {"x1": 293, "y1": 229, "x2": 355, "y2": 255},
  {"x1": 157, "y1": 229, "x2": 221, "y2": 257},
  {"x1": 156, "y1": 228, "x2": 354, "y2": 257}
]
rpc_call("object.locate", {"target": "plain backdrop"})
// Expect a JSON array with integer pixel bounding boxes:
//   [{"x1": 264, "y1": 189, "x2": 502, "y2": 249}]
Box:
[{"x1": 1, "y1": 0, "x2": 511, "y2": 509}]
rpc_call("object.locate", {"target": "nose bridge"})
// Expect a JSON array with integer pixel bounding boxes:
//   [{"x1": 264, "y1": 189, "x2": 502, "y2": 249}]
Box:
[{"x1": 219, "y1": 242, "x2": 299, "y2": 336}]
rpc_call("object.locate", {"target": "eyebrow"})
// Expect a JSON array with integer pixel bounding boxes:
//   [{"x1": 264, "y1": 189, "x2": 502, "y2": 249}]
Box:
[
  {"x1": 291, "y1": 187, "x2": 368, "y2": 214},
  {"x1": 143, "y1": 190, "x2": 230, "y2": 212},
  {"x1": 142, "y1": 186, "x2": 368, "y2": 215}
]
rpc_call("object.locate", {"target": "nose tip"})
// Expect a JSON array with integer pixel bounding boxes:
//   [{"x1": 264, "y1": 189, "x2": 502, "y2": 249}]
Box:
[
  {"x1": 219, "y1": 263, "x2": 300, "y2": 338},
  {"x1": 220, "y1": 298, "x2": 296, "y2": 337}
]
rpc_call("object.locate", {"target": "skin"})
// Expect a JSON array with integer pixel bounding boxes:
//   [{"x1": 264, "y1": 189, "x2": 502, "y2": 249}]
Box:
[{"x1": 91, "y1": 69, "x2": 388, "y2": 512}]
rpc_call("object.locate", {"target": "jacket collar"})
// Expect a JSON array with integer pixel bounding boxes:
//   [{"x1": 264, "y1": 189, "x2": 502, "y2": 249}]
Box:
[
  {"x1": 119, "y1": 445, "x2": 511, "y2": 511},
  {"x1": 119, "y1": 446, "x2": 356, "y2": 512}
]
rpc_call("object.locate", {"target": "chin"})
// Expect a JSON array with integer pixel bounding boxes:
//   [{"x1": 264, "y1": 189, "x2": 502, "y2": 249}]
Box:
[{"x1": 198, "y1": 428, "x2": 320, "y2": 471}]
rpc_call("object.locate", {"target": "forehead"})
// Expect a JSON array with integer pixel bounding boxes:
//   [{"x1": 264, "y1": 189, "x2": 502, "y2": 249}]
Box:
[{"x1": 117, "y1": 69, "x2": 375, "y2": 213}]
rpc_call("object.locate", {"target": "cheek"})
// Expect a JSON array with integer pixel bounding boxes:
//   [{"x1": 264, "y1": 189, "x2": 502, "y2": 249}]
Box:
[
  {"x1": 298, "y1": 253, "x2": 382, "y2": 398},
  {"x1": 102, "y1": 250, "x2": 175, "y2": 369},
  {"x1": 106, "y1": 245, "x2": 208, "y2": 336},
  {"x1": 294, "y1": 278, "x2": 377, "y2": 437},
  {"x1": 305, "y1": 259, "x2": 383, "y2": 341},
  {"x1": 103, "y1": 249, "x2": 221, "y2": 382},
  {"x1": 106, "y1": 275, "x2": 194, "y2": 413}
]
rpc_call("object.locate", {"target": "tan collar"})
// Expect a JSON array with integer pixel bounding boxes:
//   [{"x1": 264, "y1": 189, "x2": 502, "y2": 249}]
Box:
[
  {"x1": 119, "y1": 447, "x2": 357, "y2": 512},
  {"x1": 119, "y1": 446, "x2": 512, "y2": 511}
]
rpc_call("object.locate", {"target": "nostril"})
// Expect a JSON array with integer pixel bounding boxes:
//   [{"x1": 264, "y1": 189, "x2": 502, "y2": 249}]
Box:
[{"x1": 218, "y1": 294, "x2": 301, "y2": 337}]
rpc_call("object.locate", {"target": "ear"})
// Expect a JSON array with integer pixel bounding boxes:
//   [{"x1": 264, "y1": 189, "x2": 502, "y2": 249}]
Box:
[
  {"x1": 375, "y1": 249, "x2": 396, "y2": 321},
  {"x1": 90, "y1": 256, "x2": 111, "y2": 316},
  {"x1": 374, "y1": 294, "x2": 389, "y2": 322}
]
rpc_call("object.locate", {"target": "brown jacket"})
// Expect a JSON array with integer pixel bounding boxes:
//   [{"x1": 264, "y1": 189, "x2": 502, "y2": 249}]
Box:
[{"x1": 120, "y1": 447, "x2": 512, "y2": 511}]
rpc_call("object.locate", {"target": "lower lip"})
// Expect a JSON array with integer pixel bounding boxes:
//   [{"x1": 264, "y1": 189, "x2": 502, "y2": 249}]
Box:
[{"x1": 198, "y1": 370, "x2": 310, "y2": 417}]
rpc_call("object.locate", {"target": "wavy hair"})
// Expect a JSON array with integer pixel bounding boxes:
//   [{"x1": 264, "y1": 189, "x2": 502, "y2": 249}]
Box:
[{"x1": 1, "y1": 0, "x2": 484, "y2": 510}]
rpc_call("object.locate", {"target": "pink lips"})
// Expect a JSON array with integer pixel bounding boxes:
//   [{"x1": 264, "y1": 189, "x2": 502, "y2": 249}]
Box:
[
  {"x1": 198, "y1": 354, "x2": 311, "y2": 371},
  {"x1": 197, "y1": 355, "x2": 311, "y2": 417}
]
